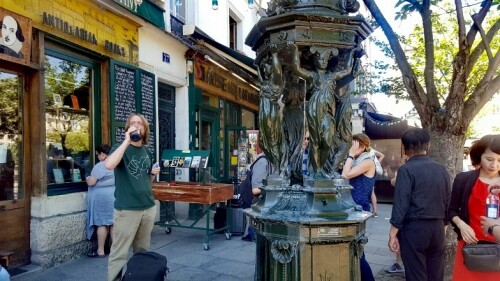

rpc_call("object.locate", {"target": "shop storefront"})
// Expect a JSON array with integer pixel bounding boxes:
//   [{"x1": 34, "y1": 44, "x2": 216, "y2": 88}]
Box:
[
  {"x1": 0, "y1": 0, "x2": 165, "y2": 268},
  {"x1": 189, "y1": 54, "x2": 259, "y2": 183}
]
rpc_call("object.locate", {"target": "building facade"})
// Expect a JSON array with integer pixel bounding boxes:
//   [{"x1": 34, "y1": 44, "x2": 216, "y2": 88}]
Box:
[{"x1": 0, "y1": 0, "x2": 263, "y2": 269}]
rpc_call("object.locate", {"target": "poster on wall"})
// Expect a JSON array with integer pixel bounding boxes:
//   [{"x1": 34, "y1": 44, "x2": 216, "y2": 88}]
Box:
[{"x1": 0, "y1": 8, "x2": 32, "y2": 66}]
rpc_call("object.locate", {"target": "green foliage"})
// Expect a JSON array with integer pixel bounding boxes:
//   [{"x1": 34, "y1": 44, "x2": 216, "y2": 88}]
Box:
[
  {"x1": 0, "y1": 75, "x2": 21, "y2": 135},
  {"x1": 44, "y1": 56, "x2": 89, "y2": 107},
  {"x1": 64, "y1": 132, "x2": 90, "y2": 152},
  {"x1": 362, "y1": 0, "x2": 499, "y2": 103},
  {"x1": 44, "y1": 55, "x2": 90, "y2": 156}
]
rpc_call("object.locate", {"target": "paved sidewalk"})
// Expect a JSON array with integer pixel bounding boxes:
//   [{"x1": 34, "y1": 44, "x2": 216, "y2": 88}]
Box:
[{"x1": 11, "y1": 203, "x2": 404, "y2": 281}]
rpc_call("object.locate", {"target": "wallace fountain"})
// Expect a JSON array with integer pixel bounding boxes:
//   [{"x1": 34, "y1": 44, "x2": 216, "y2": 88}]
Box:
[{"x1": 244, "y1": 0, "x2": 374, "y2": 280}]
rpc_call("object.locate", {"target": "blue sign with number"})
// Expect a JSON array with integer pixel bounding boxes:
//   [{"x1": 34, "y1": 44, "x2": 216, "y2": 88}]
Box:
[{"x1": 162, "y1": 52, "x2": 170, "y2": 63}]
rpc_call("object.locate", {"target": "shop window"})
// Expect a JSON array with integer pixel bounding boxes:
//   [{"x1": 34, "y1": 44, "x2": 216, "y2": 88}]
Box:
[
  {"x1": 0, "y1": 71, "x2": 24, "y2": 201},
  {"x1": 44, "y1": 54, "x2": 92, "y2": 195}
]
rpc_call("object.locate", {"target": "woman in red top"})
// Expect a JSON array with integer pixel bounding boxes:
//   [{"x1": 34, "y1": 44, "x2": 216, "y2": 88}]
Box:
[{"x1": 448, "y1": 134, "x2": 500, "y2": 280}]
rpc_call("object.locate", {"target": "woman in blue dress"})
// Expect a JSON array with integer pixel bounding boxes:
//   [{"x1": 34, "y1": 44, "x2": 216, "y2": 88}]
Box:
[
  {"x1": 86, "y1": 144, "x2": 115, "y2": 257},
  {"x1": 341, "y1": 133, "x2": 376, "y2": 281}
]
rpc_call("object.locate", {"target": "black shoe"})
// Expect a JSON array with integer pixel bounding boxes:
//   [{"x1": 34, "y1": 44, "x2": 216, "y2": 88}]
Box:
[{"x1": 241, "y1": 235, "x2": 255, "y2": 242}]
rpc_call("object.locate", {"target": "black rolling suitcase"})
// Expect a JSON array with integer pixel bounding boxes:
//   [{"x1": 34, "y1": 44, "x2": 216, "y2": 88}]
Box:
[{"x1": 122, "y1": 251, "x2": 168, "y2": 281}]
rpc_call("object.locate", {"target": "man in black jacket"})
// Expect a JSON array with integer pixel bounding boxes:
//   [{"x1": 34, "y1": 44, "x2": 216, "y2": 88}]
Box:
[{"x1": 388, "y1": 128, "x2": 451, "y2": 281}]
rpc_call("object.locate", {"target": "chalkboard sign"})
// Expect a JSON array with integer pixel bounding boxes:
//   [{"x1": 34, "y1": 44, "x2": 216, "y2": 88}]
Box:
[
  {"x1": 115, "y1": 127, "x2": 126, "y2": 144},
  {"x1": 110, "y1": 60, "x2": 157, "y2": 160},
  {"x1": 114, "y1": 64, "x2": 136, "y2": 122},
  {"x1": 140, "y1": 72, "x2": 155, "y2": 126},
  {"x1": 147, "y1": 133, "x2": 155, "y2": 157}
]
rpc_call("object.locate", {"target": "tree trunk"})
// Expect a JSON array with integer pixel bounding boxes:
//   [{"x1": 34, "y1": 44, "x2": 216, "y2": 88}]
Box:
[{"x1": 428, "y1": 129, "x2": 465, "y2": 280}]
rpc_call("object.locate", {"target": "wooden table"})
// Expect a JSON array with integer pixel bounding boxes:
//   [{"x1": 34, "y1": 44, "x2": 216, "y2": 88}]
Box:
[{"x1": 152, "y1": 182, "x2": 234, "y2": 250}]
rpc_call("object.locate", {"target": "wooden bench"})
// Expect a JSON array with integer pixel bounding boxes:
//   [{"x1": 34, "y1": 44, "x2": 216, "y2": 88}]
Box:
[{"x1": 0, "y1": 250, "x2": 13, "y2": 268}]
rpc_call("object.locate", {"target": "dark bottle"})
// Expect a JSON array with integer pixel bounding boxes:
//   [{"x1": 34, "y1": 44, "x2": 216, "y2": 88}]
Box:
[{"x1": 130, "y1": 130, "x2": 142, "y2": 142}]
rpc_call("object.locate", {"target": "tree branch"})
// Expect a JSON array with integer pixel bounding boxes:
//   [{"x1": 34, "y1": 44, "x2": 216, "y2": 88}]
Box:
[
  {"x1": 444, "y1": 0, "x2": 468, "y2": 115},
  {"x1": 405, "y1": 0, "x2": 422, "y2": 10},
  {"x1": 466, "y1": 19, "x2": 500, "y2": 75},
  {"x1": 463, "y1": 50, "x2": 500, "y2": 120},
  {"x1": 420, "y1": 0, "x2": 439, "y2": 106},
  {"x1": 362, "y1": 0, "x2": 432, "y2": 125},
  {"x1": 472, "y1": 15, "x2": 494, "y2": 61},
  {"x1": 465, "y1": 0, "x2": 493, "y2": 47}
]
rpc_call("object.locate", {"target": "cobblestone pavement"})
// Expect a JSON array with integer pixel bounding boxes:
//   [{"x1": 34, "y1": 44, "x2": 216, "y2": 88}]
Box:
[{"x1": 12, "y1": 203, "x2": 408, "y2": 281}]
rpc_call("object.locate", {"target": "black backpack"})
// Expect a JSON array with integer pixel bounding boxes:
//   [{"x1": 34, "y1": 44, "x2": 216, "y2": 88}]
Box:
[
  {"x1": 237, "y1": 156, "x2": 270, "y2": 208},
  {"x1": 122, "y1": 251, "x2": 168, "y2": 281}
]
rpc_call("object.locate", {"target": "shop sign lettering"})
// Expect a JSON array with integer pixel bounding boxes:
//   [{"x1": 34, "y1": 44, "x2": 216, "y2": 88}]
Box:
[
  {"x1": 113, "y1": 0, "x2": 139, "y2": 13},
  {"x1": 198, "y1": 64, "x2": 259, "y2": 106},
  {"x1": 42, "y1": 12, "x2": 125, "y2": 57}
]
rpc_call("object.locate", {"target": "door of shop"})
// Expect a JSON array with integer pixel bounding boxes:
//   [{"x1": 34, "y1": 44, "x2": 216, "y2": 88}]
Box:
[
  {"x1": 224, "y1": 126, "x2": 246, "y2": 183},
  {"x1": 158, "y1": 83, "x2": 175, "y2": 221},
  {"x1": 0, "y1": 69, "x2": 29, "y2": 268},
  {"x1": 198, "y1": 106, "x2": 220, "y2": 181}
]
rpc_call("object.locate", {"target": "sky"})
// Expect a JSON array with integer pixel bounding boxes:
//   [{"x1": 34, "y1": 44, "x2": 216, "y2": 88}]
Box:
[{"x1": 362, "y1": 0, "x2": 418, "y2": 118}]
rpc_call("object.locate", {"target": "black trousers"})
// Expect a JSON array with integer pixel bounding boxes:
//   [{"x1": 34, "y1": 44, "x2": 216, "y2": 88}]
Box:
[{"x1": 398, "y1": 219, "x2": 445, "y2": 281}]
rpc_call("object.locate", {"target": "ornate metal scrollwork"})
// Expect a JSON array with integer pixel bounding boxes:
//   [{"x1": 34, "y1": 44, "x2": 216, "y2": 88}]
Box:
[
  {"x1": 271, "y1": 239, "x2": 299, "y2": 264},
  {"x1": 340, "y1": 0, "x2": 360, "y2": 13}
]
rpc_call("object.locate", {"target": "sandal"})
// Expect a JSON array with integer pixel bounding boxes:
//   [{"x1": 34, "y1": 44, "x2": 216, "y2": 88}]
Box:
[{"x1": 87, "y1": 252, "x2": 106, "y2": 258}]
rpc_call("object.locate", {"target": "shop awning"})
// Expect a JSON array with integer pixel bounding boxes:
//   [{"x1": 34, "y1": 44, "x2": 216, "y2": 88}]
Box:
[
  {"x1": 182, "y1": 24, "x2": 258, "y2": 85},
  {"x1": 364, "y1": 112, "x2": 409, "y2": 140}
]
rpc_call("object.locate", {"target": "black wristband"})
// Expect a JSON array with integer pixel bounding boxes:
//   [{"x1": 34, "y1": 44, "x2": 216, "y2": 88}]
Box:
[
  {"x1": 347, "y1": 155, "x2": 354, "y2": 160},
  {"x1": 488, "y1": 225, "x2": 499, "y2": 235}
]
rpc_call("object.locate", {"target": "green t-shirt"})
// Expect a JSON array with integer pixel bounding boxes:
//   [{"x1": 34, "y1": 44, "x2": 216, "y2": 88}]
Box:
[{"x1": 111, "y1": 144, "x2": 155, "y2": 210}]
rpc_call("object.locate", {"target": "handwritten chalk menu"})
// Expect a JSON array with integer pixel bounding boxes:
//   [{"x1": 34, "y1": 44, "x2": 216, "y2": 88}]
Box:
[
  {"x1": 141, "y1": 72, "x2": 155, "y2": 126},
  {"x1": 147, "y1": 133, "x2": 155, "y2": 157},
  {"x1": 114, "y1": 64, "x2": 136, "y2": 122},
  {"x1": 110, "y1": 60, "x2": 157, "y2": 159},
  {"x1": 115, "y1": 127, "x2": 126, "y2": 144}
]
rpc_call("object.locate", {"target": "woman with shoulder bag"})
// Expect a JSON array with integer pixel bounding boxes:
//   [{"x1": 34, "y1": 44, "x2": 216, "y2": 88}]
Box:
[{"x1": 448, "y1": 134, "x2": 500, "y2": 280}]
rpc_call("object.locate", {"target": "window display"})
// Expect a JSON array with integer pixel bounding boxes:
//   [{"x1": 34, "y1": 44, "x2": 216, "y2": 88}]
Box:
[
  {"x1": 0, "y1": 71, "x2": 23, "y2": 201},
  {"x1": 44, "y1": 54, "x2": 91, "y2": 191}
]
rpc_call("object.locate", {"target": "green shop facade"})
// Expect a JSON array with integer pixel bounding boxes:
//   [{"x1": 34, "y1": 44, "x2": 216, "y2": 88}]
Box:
[{"x1": 186, "y1": 51, "x2": 259, "y2": 185}]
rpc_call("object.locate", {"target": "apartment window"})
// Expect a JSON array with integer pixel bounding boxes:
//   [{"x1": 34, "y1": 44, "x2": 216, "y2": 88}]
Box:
[
  {"x1": 229, "y1": 16, "x2": 237, "y2": 50},
  {"x1": 170, "y1": 0, "x2": 186, "y2": 22}
]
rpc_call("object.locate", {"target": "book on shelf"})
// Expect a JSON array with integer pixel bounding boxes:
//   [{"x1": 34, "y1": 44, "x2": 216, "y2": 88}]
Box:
[
  {"x1": 191, "y1": 156, "x2": 201, "y2": 168},
  {"x1": 70, "y1": 95, "x2": 80, "y2": 109},
  {"x1": 182, "y1": 157, "x2": 192, "y2": 168},
  {"x1": 199, "y1": 157, "x2": 208, "y2": 169},
  {"x1": 72, "y1": 169, "x2": 82, "y2": 182},
  {"x1": 170, "y1": 156, "x2": 179, "y2": 167},
  {"x1": 177, "y1": 157, "x2": 185, "y2": 168},
  {"x1": 53, "y1": 168, "x2": 64, "y2": 184},
  {"x1": 162, "y1": 159, "x2": 172, "y2": 167}
]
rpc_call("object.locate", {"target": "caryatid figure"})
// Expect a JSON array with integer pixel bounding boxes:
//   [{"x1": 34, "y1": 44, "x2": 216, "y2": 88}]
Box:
[
  {"x1": 257, "y1": 48, "x2": 284, "y2": 175},
  {"x1": 290, "y1": 44, "x2": 357, "y2": 178}
]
